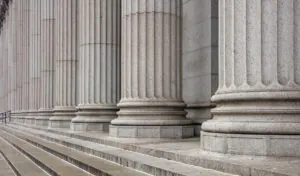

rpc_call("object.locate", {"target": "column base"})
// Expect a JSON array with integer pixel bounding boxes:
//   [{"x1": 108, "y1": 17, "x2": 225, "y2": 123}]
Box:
[
  {"x1": 185, "y1": 103, "x2": 215, "y2": 136},
  {"x1": 10, "y1": 111, "x2": 18, "y2": 123},
  {"x1": 25, "y1": 111, "x2": 38, "y2": 125},
  {"x1": 17, "y1": 112, "x2": 27, "y2": 124},
  {"x1": 70, "y1": 104, "x2": 117, "y2": 132},
  {"x1": 36, "y1": 109, "x2": 53, "y2": 126},
  {"x1": 193, "y1": 125, "x2": 202, "y2": 136},
  {"x1": 109, "y1": 125, "x2": 194, "y2": 138},
  {"x1": 48, "y1": 107, "x2": 76, "y2": 129},
  {"x1": 110, "y1": 100, "x2": 193, "y2": 138},
  {"x1": 201, "y1": 131, "x2": 300, "y2": 157}
]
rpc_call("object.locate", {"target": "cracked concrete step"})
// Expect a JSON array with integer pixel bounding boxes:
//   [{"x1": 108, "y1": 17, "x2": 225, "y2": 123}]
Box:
[
  {"x1": 0, "y1": 136, "x2": 48, "y2": 176},
  {"x1": 0, "y1": 129, "x2": 93, "y2": 176},
  {"x1": 1, "y1": 127, "x2": 150, "y2": 176},
  {"x1": 2, "y1": 126, "x2": 236, "y2": 176}
]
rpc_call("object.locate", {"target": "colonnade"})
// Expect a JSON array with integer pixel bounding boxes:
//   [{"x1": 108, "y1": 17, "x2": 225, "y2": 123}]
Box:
[{"x1": 0, "y1": 0, "x2": 299, "y2": 157}]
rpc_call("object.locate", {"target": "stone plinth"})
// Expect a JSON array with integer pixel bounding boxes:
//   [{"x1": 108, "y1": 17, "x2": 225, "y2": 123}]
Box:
[
  {"x1": 201, "y1": 0, "x2": 300, "y2": 156},
  {"x1": 50, "y1": 107, "x2": 76, "y2": 129}
]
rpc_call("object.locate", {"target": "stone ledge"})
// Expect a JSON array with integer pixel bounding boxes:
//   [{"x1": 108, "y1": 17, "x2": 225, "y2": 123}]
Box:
[
  {"x1": 109, "y1": 125, "x2": 194, "y2": 138},
  {"x1": 71, "y1": 122, "x2": 109, "y2": 132},
  {"x1": 7, "y1": 123, "x2": 300, "y2": 176},
  {"x1": 3, "y1": 126, "x2": 230, "y2": 176},
  {"x1": 201, "y1": 131, "x2": 300, "y2": 157}
]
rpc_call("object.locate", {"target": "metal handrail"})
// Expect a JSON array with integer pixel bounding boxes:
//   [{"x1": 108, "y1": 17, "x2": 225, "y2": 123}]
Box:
[{"x1": 0, "y1": 110, "x2": 10, "y2": 124}]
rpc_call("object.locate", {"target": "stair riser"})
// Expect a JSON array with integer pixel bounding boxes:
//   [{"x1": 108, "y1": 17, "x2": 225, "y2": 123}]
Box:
[
  {"x1": 4, "y1": 127, "x2": 187, "y2": 176},
  {"x1": 1, "y1": 133, "x2": 58, "y2": 176},
  {"x1": 10, "y1": 123, "x2": 248, "y2": 176},
  {"x1": 2, "y1": 129, "x2": 114, "y2": 176},
  {"x1": 22, "y1": 139, "x2": 113, "y2": 176}
]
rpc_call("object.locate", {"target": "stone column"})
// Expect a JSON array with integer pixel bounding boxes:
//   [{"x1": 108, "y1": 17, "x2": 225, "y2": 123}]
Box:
[
  {"x1": 1, "y1": 27, "x2": 5, "y2": 113},
  {"x1": 9, "y1": 3, "x2": 16, "y2": 118},
  {"x1": 0, "y1": 28, "x2": 4, "y2": 112},
  {"x1": 71, "y1": 0, "x2": 121, "y2": 131},
  {"x1": 201, "y1": 0, "x2": 300, "y2": 157},
  {"x1": 49, "y1": 0, "x2": 78, "y2": 128},
  {"x1": 110, "y1": 0, "x2": 193, "y2": 138},
  {"x1": 37, "y1": 0, "x2": 55, "y2": 126},
  {"x1": 182, "y1": 0, "x2": 218, "y2": 136},
  {"x1": 3, "y1": 23, "x2": 8, "y2": 113},
  {"x1": 20, "y1": 0, "x2": 30, "y2": 124},
  {"x1": 14, "y1": 0, "x2": 22, "y2": 122},
  {"x1": 27, "y1": 0, "x2": 41, "y2": 125},
  {"x1": 6, "y1": 13, "x2": 12, "y2": 115}
]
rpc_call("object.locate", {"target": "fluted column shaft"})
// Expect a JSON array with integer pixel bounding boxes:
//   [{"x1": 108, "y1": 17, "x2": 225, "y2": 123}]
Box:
[
  {"x1": 3, "y1": 23, "x2": 8, "y2": 112},
  {"x1": 0, "y1": 28, "x2": 4, "y2": 113},
  {"x1": 17, "y1": 0, "x2": 23, "y2": 118},
  {"x1": 110, "y1": 0, "x2": 193, "y2": 138},
  {"x1": 21, "y1": 0, "x2": 30, "y2": 123},
  {"x1": 71, "y1": 0, "x2": 121, "y2": 131},
  {"x1": 37, "y1": 0, "x2": 55, "y2": 126},
  {"x1": 6, "y1": 13, "x2": 12, "y2": 113},
  {"x1": 0, "y1": 33, "x2": 3, "y2": 113},
  {"x1": 49, "y1": 0, "x2": 78, "y2": 128},
  {"x1": 9, "y1": 3, "x2": 17, "y2": 113},
  {"x1": 201, "y1": 0, "x2": 300, "y2": 157},
  {"x1": 10, "y1": 1, "x2": 19, "y2": 121},
  {"x1": 14, "y1": 0, "x2": 23, "y2": 121},
  {"x1": 27, "y1": 0, "x2": 41, "y2": 124}
]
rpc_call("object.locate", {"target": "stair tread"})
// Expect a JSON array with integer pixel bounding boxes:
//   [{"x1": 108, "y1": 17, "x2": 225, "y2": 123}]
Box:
[
  {"x1": 4, "y1": 126, "x2": 150, "y2": 176},
  {"x1": 3, "y1": 125, "x2": 234, "y2": 176},
  {"x1": 0, "y1": 136, "x2": 48, "y2": 176},
  {"x1": 0, "y1": 147, "x2": 20, "y2": 176},
  {"x1": 0, "y1": 155, "x2": 15, "y2": 176},
  {"x1": 0, "y1": 130, "x2": 92, "y2": 176}
]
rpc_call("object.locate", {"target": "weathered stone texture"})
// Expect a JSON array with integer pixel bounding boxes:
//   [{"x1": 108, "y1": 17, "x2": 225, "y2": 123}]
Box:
[
  {"x1": 110, "y1": 0, "x2": 194, "y2": 138},
  {"x1": 49, "y1": 0, "x2": 78, "y2": 128},
  {"x1": 71, "y1": 0, "x2": 121, "y2": 131},
  {"x1": 201, "y1": 0, "x2": 300, "y2": 156}
]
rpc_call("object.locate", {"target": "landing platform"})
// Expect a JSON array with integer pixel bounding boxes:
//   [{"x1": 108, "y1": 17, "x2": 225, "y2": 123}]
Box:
[{"x1": 6, "y1": 123, "x2": 300, "y2": 176}]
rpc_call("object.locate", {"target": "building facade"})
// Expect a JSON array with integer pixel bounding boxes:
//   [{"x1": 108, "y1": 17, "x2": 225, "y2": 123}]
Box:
[{"x1": 0, "y1": 0, "x2": 299, "y2": 158}]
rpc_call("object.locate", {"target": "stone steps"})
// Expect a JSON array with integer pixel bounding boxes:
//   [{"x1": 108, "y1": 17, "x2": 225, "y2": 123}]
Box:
[
  {"x1": 0, "y1": 127, "x2": 150, "y2": 176},
  {"x1": 0, "y1": 152, "x2": 16, "y2": 176},
  {"x1": 2, "y1": 125, "x2": 235, "y2": 176},
  {"x1": 0, "y1": 129, "x2": 93, "y2": 176},
  {"x1": 0, "y1": 136, "x2": 45, "y2": 176}
]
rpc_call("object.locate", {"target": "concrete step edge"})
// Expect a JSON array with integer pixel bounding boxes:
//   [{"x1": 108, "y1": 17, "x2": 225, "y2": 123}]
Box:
[
  {"x1": 3, "y1": 127, "x2": 151, "y2": 176},
  {"x1": 0, "y1": 129, "x2": 92, "y2": 176},
  {"x1": 3, "y1": 125, "x2": 235, "y2": 176},
  {"x1": 0, "y1": 148, "x2": 21, "y2": 176},
  {"x1": 0, "y1": 135, "x2": 49, "y2": 176},
  {"x1": 8, "y1": 123, "x2": 250, "y2": 176}
]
